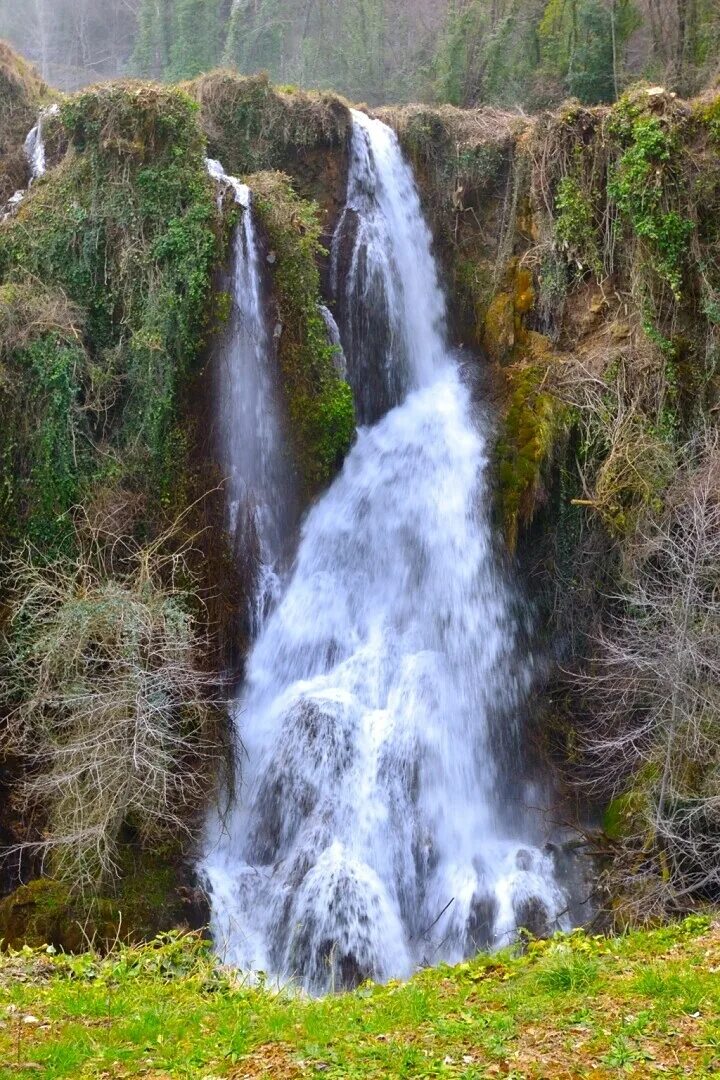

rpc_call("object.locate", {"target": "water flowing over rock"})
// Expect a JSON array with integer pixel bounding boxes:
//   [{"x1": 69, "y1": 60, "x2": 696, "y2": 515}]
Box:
[
  {"x1": 2, "y1": 104, "x2": 60, "y2": 220},
  {"x1": 331, "y1": 110, "x2": 446, "y2": 424},
  {"x1": 24, "y1": 104, "x2": 59, "y2": 183},
  {"x1": 206, "y1": 158, "x2": 299, "y2": 636},
  {"x1": 319, "y1": 305, "x2": 347, "y2": 379},
  {"x1": 202, "y1": 114, "x2": 569, "y2": 991}
]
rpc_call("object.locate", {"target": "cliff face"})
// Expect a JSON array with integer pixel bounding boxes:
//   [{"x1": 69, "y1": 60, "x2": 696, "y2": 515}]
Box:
[
  {"x1": 1, "y1": 37, "x2": 718, "y2": 936},
  {"x1": 384, "y1": 90, "x2": 719, "y2": 551}
]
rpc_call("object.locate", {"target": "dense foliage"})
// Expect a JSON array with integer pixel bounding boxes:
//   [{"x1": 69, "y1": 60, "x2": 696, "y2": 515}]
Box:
[
  {"x1": 0, "y1": 83, "x2": 221, "y2": 551},
  {"x1": 251, "y1": 172, "x2": 355, "y2": 492},
  {"x1": 0, "y1": 76, "x2": 231, "y2": 916},
  {"x1": 1, "y1": 1, "x2": 718, "y2": 106},
  {"x1": 0, "y1": 54, "x2": 356, "y2": 911}
]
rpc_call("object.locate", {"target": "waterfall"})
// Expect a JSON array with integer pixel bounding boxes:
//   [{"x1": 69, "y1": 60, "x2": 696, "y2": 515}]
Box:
[
  {"x1": 319, "y1": 304, "x2": 347, "y2": 379},
  {"x1": 202, "y1": 113, "x2": 569, "y2": 991},
  {"x1": 206, "y1": 158, "x2": 299, "y2": 636},
  {"x1": 24, "y1": 103, "x2": 59, "y2": 183},
  {"x1": 2, "y1": 104, "x2": 60, "y2": 220}
]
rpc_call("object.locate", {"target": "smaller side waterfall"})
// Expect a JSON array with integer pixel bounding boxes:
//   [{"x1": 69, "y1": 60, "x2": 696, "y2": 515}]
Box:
[
  {"x1": 24, "y1": 103, "x2": 60, "y2": 183},
  {"x1": 206, "y1": 159, "x2": 299, "y2": 636},
  {"x1": 2, "y1": 104, "x2": 60, "y2": 220},
  {"x1": 319, "y1": 305, "x2": 347, "y2": 379}
]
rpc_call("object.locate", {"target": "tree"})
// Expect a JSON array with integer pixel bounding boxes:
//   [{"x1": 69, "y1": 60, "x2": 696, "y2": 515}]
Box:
[
  {"x1": 222, "y1": 0, "x2": 287, "y2": 80},
  {"x1": 539, "y1": 0, "x2": 639, "y2": 104},
  {"x1": 133, "y1": 0, "x2": 172, "y2": 78},
  {"x1": 166, "y1": 0, "x2": 224, "y2": 80}
]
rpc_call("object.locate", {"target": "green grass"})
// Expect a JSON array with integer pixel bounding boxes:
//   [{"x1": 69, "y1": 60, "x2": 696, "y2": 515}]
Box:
[{"x1": 1, "y1": 916, "x2": 719, "y2": 1078}]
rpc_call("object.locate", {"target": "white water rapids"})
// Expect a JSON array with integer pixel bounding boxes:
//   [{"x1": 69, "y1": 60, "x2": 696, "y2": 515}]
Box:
[{"x1": 202, "y1": 111, "x2": 569, "y2": 991}]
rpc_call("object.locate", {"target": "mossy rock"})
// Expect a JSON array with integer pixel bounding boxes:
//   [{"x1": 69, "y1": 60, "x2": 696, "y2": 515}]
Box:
[
  {"x1": 497, "y1": 350, "x2": 570, "y2": 551},
  {"x1": 604, "y1": 789, "x2": 648, "y2": 842},
  {"x1": 250, "y1": 170, "x2": 355, "y2": 492},
  {"x1": 0, "y1": 880, "x2": 118, "y2": 952},
  {"x1": 483, "y1": 264, "x2": 538, "y2": 365},
  {"x1": 190, "y1": 71, "x2": 350, "y2": 218},
  {"x1": 0, "y1": 79, "x2": 224, "y2": 549},
  {"x1": 0, "y1": 862, "x2": 204, "y2": 952},
  {"x1": 483, "y1": 291, "x2": 516, "y2": 363}
]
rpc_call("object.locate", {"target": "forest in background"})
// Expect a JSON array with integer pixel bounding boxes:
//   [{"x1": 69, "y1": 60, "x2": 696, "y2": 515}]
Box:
[{"x1": 0, "y1": 1, "x2": 718, "y2": 107}]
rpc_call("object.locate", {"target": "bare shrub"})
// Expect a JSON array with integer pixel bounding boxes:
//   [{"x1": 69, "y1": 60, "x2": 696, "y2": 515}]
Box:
[
  {"x1": 549, "y1": 334, "x2": 675, "y2": 538},
  {"x1": 575, "y1": 430, "x2": 720, "y2": 917},
  {"x1": 1, "y1": 512, "x2": 225, "y2": 893}
]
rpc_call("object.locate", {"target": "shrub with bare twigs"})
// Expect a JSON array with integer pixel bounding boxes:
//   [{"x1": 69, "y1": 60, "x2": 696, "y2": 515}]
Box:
[
  {"x1": 574, "y1": 430, "x2": 720, "y2": 918},
  {"x1": 1, "y1": 511, "x2": 224, "y2": 894}
]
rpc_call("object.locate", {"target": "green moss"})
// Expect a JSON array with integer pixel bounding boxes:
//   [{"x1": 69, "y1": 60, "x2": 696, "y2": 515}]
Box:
[
  {"x1": 251, "y1": 171, "x2": 355, "y2": 492},
  {"x1": 0, "y1": 81, "x2": 223, "y2": 549},
  {"x1": 0, "y1": 858, "x2": 191, "y2": 952},
  {"x1": 497, "y1": 346, "x2": 571, "y2": 551},
  {"x1": 695, "y1": 92, "x2": 720, "y2": 143},
  {"x1": 483, "y1": 290, "x2": 516, "y2": 363},
  {"x1": 0, "y1": 880, "x2": 118, "y2": 952},
  {"x1": 604, "y1": 788, "x2": 648, "y2": 842}
]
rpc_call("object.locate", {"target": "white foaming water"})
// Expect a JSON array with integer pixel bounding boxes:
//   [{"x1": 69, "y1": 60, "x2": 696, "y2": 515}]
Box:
[
  {"x1": 24, "y1": 103, "x2": 59, "y2": 182},
  {"x1": 207, "y1": 158, "x2": 298, "y2": 634},
  {"x1": 202, "y1": 114, "x2": 568, "y2": 991}
]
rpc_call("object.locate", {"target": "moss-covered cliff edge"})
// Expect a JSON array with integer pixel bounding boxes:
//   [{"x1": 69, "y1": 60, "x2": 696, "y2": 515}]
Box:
[{"x1": 1, "y1": 38, "x2": 718, "y2": 943}]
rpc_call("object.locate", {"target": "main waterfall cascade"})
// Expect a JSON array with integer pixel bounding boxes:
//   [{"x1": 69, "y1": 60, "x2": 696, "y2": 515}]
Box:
[{"x1": 202, "y1": 112, "x2": 571, "y2": 990}]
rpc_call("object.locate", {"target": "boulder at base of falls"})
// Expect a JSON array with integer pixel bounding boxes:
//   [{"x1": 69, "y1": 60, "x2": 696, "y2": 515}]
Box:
[
  {"x1": 0, "y1": 863, "x2": 209, "y2": 952},
  {"x1": 464, "y1": 892, "x2": 499, "y2": 956},
  {"x1": 514, "y1": 894, "x2": 552, "y2": 939}
]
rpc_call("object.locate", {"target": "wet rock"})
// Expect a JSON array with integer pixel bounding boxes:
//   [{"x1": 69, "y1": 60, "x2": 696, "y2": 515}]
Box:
[
  {"x1": 464, "y1": 892, "x2": 498, "y2": 955},
  {"x1": 514, "y1": 895, "x2": 551, "y2": 939}
]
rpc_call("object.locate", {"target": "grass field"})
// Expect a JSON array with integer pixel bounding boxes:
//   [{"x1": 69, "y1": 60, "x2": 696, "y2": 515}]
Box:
[{"x1": 1, "y1": 916, "x2": 718, "y2": 1078}]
